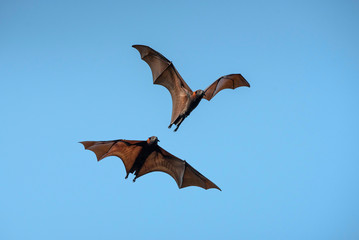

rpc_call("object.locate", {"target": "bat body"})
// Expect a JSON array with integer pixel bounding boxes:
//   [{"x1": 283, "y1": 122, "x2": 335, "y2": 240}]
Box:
[
  {"x1": 80, "y1": 136, "x2": 220, "y2": 190},
  {"x1": 133, "y1": 45, "x2": 250, "y2": 131}
]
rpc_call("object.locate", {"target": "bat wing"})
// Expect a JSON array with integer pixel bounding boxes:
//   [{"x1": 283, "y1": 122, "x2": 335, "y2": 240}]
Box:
[
  {"x1": 203, "y1": 74, "x2": 250, "y2": 101},
  {"x1": 136, "y1": 146, "x2": 221, "y2": 190},
  {"x1": 80, "y1": 140, "x2": 144, "y2": 176},
  {"x1": 133, "y1": 45, "x2": 192, "y2": 123}
]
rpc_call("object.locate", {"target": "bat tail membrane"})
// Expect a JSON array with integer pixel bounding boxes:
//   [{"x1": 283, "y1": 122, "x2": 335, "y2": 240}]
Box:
[{"x1": 80, "y1": 141, "x2": 116, "y2": 161}]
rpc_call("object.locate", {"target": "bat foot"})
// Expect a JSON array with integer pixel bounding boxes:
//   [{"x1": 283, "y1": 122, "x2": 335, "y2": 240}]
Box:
[
  {"x1": 133, "y1": 178, "x2": 137, "y2": 182},
  {"x1": 168, "y1": 124, "x2": 172, "y2": 129}
]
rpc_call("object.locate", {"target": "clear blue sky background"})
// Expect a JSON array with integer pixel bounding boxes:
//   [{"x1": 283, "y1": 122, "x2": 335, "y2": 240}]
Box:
[{"x1": 1, "y1": 1, "x2": 358, "y2": 239}]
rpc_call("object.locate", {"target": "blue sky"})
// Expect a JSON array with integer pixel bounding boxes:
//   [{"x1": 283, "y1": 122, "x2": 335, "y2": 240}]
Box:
[{"x1": 1, "y1": 0, "x2": 358, "y2": 239}]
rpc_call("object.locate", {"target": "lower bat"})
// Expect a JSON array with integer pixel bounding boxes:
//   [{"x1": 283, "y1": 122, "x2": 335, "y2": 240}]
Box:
[{"x1": 80, "y1": 136, "x2": 220, "y2": 190}]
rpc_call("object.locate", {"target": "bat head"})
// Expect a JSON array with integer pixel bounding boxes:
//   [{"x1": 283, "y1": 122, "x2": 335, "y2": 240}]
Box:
[
  {"x1": 194, "y1": 90, "x2": 205, "y2": 98},
  {"x1": 147, "y1": 136, "x2": 159, "y2": 145}
]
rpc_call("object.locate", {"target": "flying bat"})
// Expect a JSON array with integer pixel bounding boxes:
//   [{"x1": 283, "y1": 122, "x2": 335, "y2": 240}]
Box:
[
  {"x1": 133, "y1": 45, "x2": 250, "y2": 131},
  {"x1": 80, "y1": 136, "x2": 220, "y2": 190}
]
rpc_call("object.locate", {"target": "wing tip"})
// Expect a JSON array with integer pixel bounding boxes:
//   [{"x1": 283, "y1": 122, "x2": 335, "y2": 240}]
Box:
[
  {"x1": 206, "y1": 183, "x2": 222, "y2": 191},
  {"x1": 179, "y1": 184, "x2": 222, "y2": 191},
  {"x1": 240, "y1": 74, "x2": 250, "y2": 88},
  {"x1": 132, "y1": 44, "x2": 152, "y2": 60},
  {"x1": 79, "y1": 141, "x2": 106, "y2": 162},
  {"x1": 132, "y1": 44, "x2": 142, "y2": 49},
  {"x1": 228, "y1": 73, "x2": 250, "y2": 88},
  {"x1": 79, "y1": 141, "x2": 91, "y2": 149},
  {"x1": 132, "y1": 45, "x2": 141, "y2": 53},
  {"x1": 244, "y1": 78, "x2": 251, "y2": 88}
]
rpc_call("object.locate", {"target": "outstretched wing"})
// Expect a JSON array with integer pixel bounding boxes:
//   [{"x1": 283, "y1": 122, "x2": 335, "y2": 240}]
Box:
[
  {"x1": 133, "y1": 45, "x2": 192, "y2": 123},
  {"x1": 203, "y1": 74, "x2": 250, "y2": 101},
  {"x1": 80, "y1": 140, "x2": 144, "y2": 176},
  {"x1": 136, "y1": 146, "x2": 221, "y2": 190}
]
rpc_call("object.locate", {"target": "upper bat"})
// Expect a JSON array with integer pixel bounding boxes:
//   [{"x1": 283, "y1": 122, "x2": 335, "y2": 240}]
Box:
[
  {"x1": 133, "y1": 44, "x2": 250, "y2": 131},
  {"x1": 80, "y1": 136, "x2": 221, "y2": 190}
]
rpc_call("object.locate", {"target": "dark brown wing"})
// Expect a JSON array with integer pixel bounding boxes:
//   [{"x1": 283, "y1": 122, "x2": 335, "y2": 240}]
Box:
[
  {"x1": 80, "y1": 140, "x2": 144, "y2": 176},
  {"x1": 136, "y1": 146, "x2": 221, "y2": 190},
  {"x1": 203, "y1": 74, "x2": 250, "y2": 101},
  {"x1": 133, "y1": 45, "x2": 192, "y2": 123}
]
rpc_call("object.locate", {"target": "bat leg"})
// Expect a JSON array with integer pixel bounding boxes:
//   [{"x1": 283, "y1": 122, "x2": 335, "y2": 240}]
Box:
[
  {"x1": 125, "y1": 172, "x2": 129, "y2": 179},
  {"x1": 168, "y1": 123, "x2": 173, "y2": 129},
  {"x1": 173, "y1": 114, "x2": 182, "y2": 126},
  {"x1": 174, "y1": 125, "x2": 179, "y2": 132},
  {"x1": 174, "y1": 117, "x2": 185, "y2": 132},
  {"x1": 133, "y1": 176, "x2": 138, "y2": 182}
]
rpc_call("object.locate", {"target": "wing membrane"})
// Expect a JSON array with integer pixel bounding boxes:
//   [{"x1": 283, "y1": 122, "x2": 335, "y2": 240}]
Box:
[
  {"x1": 133, "y1": 45, "x2": 192, "y2": 123},
  {"x1": 80, "y1": 140, "x2": 143, "y2": 175},
  {"x1": 137, "y1": 146, "x2": 221, "y2": 190},
  {"x1": 203, "y1": 74, "x2": 250, "y2": 101}
]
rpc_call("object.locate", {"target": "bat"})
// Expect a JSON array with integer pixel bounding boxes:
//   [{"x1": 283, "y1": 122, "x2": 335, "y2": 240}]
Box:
[
  {"x1": 80, "y1": 136, "x2": 221, "y2": 190},
  {"x1": 133, "y1": 44, "x2": 250, "y2": 131}
]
